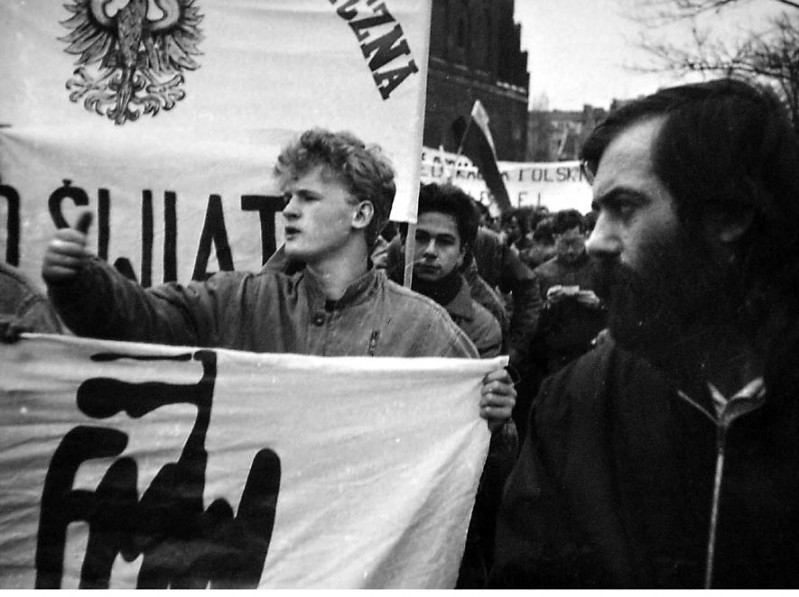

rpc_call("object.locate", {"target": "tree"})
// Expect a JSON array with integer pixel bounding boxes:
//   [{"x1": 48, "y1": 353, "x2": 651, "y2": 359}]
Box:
[
  {"x1": 633, "y1": 0, "x2": 799, "y2": 23},
  {"x1": 629, "y1": 0, "x2": 799, "y2": 130}
]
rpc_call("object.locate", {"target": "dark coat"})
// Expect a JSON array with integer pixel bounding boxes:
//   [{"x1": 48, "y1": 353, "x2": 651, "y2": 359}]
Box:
[{"x1": 492, "y1": 338, "x2": 799, "y2": 588}]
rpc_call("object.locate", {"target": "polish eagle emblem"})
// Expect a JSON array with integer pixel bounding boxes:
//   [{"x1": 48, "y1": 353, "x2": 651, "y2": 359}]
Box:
[{"x1": 60, "y1": 0, "x2": 204, "y2": 125}]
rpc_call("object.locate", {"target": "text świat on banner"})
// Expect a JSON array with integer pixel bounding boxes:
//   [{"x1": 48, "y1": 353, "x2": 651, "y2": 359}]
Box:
[{"x1": 0, "y1": 0, "x2": 432, "y2": 287}]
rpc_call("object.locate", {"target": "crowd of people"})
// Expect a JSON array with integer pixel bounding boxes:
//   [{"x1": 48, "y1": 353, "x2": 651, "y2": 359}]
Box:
[{"x1": 3, "y1": 77, "x2": 799, "y2": 588}]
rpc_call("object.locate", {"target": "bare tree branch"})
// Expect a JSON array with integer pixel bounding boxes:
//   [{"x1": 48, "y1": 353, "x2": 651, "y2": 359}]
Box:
[
  {"x1": 632, "y1": 0, "x2": 798, "y2": 25},
  {"x1": 628, "y1": 1, "x2": 799, "y2": 130}
]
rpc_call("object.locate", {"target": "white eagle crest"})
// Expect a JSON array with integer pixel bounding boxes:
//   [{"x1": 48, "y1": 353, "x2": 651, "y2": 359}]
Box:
[{"x1": 61, "y1": 0, "x2": 204, "y2": 125}]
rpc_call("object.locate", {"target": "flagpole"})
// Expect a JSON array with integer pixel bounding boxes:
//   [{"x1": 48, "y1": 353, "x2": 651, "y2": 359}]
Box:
[{"x1": 448, "y1": 106, "x2": 475, "y2": 183}]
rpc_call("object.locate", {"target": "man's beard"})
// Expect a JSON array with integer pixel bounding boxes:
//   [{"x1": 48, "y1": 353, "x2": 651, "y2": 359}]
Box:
[{"x1": 596, "y1": 226, "x2": 746, "y2": 368}]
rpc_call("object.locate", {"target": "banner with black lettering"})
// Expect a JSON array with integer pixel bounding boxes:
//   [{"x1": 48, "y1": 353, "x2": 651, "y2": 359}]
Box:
[
  {"x1": 0, "y1": 0, "x2": 431, "y2": 287},
  {"x1": 420, "y1": 147, "x2": 593, "y2": 215},
  {"x1": 0, "y1": 334, "x2": 497, "y2": 588}
]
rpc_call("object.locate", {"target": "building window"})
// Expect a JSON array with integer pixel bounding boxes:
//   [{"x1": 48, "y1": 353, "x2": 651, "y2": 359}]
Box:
[
  {"x1": 442, "y1": 0, "x2": 450, "y2": 58},
  {"x1": 456, "y1": 0, "x2": 470, "y2": 60},
  {"x1": 483, "y1": 9, "x2": 493, "y2": 71}
]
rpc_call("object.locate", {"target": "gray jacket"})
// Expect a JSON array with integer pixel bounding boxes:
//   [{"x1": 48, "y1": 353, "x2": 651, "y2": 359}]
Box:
[{"x1": 49, "y1": 258, "x2": 479, "y2": 358}]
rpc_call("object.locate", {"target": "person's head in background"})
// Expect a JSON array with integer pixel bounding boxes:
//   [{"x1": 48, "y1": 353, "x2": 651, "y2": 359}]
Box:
[
  {"x1": 399, "y1": 183, "x2": 479, "y2": 282},
  {"x1": 551, "y1": 209, "x2": 587, "y2": 265},
  {"x1": 500, "y1": 208, "x2": 530, "y2": 247}
]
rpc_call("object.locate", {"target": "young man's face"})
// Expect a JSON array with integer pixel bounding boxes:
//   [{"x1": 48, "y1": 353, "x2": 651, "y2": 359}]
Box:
[
  {"x1": 280, "y1": 164, "x2": 362, "y2": 265},
  {"x1": 554, "y1": 225, "x2": 586, "y2": 263},
  {"x1": 503, "y1": 216, "x2": 521, "y2": 244},
  {"x1": 586, "y1": 117, "x2": 718, "y2": 357},
  {"x1": 411, "y1": 211, "x2": 465, "y2": 282}
]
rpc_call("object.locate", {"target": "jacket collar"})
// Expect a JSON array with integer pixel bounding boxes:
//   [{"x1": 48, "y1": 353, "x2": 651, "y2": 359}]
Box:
[
  {"x1": 301, "y1": 265, "x2": 381, "y2": 311},
  {"x1": 444, "y1": 275, "x2": 474, "y2": 321}
]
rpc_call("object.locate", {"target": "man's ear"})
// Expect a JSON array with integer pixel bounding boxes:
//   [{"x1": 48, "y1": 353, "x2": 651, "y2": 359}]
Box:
[{"x1": 352, "y1": 200, "x2": 374, "y2": 231}]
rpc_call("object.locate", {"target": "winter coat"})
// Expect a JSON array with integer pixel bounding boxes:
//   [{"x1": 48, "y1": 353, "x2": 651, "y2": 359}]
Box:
[
  {"x1": 49, "y1": 258, "x2": 478, "y2": 359},
  {"x1": 492, "y1": 338, "x2": 799, "y2": 588}
]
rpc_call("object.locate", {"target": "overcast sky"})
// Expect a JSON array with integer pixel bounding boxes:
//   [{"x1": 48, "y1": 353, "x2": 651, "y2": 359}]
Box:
[{"x1": 513, "y1": 0, "x2": 786, "y2": 111}]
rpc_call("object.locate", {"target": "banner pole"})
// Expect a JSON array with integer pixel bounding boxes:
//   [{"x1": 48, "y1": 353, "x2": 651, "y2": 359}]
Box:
[
  {"x1": 401, "y1": 0, "x2": 433, "y2": 288},
  {"x1": 403, "y1": 222, "x2": 416, "y2": 287}
]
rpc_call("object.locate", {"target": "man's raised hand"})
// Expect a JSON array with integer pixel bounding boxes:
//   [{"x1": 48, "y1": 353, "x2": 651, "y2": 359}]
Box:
[{"x1": 42, "y1": 212, "x2": 94, "y2": 285}]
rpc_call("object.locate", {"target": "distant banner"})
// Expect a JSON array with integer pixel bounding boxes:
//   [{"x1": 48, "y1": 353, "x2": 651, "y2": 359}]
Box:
[
  {"x1": 0, "y1": 334, "x2": 497, "y2": 589},
  {"x1": 0, "y1": 0, "x2": 432, "y2": 287},
  {"x1": 420, "y1": 147, "x2": 593, "y2": 215}
]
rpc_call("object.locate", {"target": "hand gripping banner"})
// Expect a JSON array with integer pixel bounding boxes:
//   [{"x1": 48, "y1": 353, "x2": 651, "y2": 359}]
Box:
[{"x1": 0, "y1": 334, "x2": 498, "y2": 588}]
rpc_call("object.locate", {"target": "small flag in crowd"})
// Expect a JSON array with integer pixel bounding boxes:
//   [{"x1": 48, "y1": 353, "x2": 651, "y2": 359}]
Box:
[{"x1": 450, "y1": 100, "x2": 511, "y2": 211}]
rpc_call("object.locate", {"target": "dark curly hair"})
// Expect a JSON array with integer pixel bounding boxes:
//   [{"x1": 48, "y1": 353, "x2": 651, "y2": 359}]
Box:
[{"x1": 399, "y1": 182, "x2": 480, "y2": 255}]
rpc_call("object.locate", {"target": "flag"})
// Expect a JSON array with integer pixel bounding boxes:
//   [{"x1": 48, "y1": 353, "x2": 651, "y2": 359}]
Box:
[
  {"x1": 450, "y1": 100, "x2": 511, "y2": 212},
  {"x1": 470, "y1": 100, "x2": 496, "y2": 155}
]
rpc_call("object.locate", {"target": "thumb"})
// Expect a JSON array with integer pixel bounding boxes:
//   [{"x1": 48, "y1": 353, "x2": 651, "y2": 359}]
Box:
[{"x1": 75, "y1": 211, "x2": 93, "y2": 235}]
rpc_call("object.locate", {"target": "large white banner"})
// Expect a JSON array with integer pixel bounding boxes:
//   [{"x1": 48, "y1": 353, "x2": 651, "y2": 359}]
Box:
[
  {"x1": 0, "y1": 0, "x2": 431, "y2": 288},
  {"x1": 0, "y1": 334, "x2": 498, "y2": 589},
  {"x1": 420, "y1": 146, "x2": 593, "y2": 215}
]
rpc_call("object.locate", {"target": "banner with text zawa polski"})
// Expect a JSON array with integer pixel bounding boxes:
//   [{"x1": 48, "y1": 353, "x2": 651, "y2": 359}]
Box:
[
  {"x1": 0, "y1": 334, "x2": 497, "y2": 589},
  {"x1": 0, "y1": 0, "x2": 431, "y2": 288},
  {"x1": 420, "y1": 147, "x2": 593, "y2": 216}
]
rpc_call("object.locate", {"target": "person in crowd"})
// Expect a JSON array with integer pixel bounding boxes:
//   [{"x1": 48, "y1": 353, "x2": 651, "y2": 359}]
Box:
[
  {"x1": 528, "y1": 206, "x2": 550, "y2": 236},
  {"x1": 390, "y1": 183, "x2": 501, "y2": 359},
  {"x1": 0, "y1": 260, "x2": 63, "y2": 338},
  {"x1": 370, "y1": 233, "x2": 391, "y2": 270},
  {"x1": 492, "y1": 78, "x2": 799, "y2": 588},
  {"x1": 474, "y1": 200, "x2": 500, "y2": 233},
  {"x1": 466, "y1": 220, "x2": 542, "y2": 438},
  {"x1": 385, "y1": 204, "x2": 541, "y2": 378},
  {"x1": 389, "y1": 182, "x2": 513, "y2": 587},
  {"x1": 531, "y1": 208, "x2": 606, "y2": 374},
  {"x1": 42, "y1": 128, "x2": 515, "y2": 430},
  {"x1": 520, "y1": 217, "x2": 557, "y2": 269},
  {"x1": 499, "y1": 207, "x2": 533, "y2": 254},
  {"x1": 514, "y1": 209, "x2": 606, "y2": 442}
]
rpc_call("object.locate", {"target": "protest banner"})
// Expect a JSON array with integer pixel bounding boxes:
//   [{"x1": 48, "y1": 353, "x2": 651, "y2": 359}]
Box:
[
  {"x1": 0, "y1": 334, "x2": 498, "y2": 589},
  {"x1": 420, "y1": 146, "x2": 593, "y2": 215},
  {"x1": 0, "y1": 0, "x2": 432, "y2": 288}
]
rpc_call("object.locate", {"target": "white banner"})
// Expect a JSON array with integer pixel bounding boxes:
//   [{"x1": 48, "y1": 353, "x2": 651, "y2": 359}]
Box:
[
  {"x1": 0, "y1": 334, "x2": 498, "y2": 588},
  {"x1": 420, "y1": 146, "x2": 593, "y2": 215},
  {"x1": 0, "y1": 0, "x2": 432, "y2": 287}
]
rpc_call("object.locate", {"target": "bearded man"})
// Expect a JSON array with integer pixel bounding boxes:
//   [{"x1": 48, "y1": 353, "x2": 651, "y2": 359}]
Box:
[{"x1": 491, "y1": 79, "x2": 799, "y2": 588}]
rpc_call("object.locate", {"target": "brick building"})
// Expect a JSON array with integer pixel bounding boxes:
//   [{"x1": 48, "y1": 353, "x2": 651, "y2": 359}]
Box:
[
  {"x1": 423, "y1": 0, "x2": 529, "y2": 161},
  {"x1": 526, "y1": 105, "x2": 607, "y2": 162}
]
